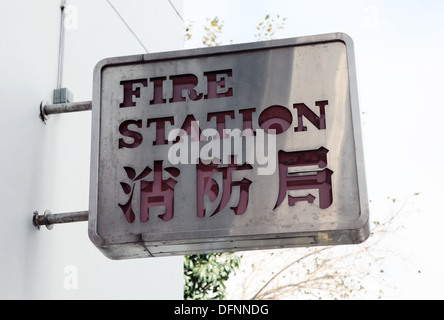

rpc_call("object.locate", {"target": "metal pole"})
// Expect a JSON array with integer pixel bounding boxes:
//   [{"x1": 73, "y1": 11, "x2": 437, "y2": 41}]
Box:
[
  {"x1": 41, "y1": 100, "x2": 92, "y2": 115},
  {"x1": 39, "y1": 100, "x2": 92, "y2": 122},
  {"x1": 33, "y1": 210, "x2": 89, "y2": 230}
]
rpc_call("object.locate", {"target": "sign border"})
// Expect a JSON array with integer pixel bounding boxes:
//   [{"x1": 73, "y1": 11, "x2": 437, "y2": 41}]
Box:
[{"x1": 89, "y1": 32, "x2": 370, "y2": 259}]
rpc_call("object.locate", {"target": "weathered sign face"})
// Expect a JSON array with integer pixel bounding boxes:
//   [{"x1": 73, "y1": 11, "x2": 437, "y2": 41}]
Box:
[{"x1": 89, "y1": 33, "x2": 369, "y2": 260}]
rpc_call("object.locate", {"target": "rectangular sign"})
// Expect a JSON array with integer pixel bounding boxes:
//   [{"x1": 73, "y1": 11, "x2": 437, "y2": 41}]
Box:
[{"x1": 89, "y1": 33, "x2": 369, "y2": 260}]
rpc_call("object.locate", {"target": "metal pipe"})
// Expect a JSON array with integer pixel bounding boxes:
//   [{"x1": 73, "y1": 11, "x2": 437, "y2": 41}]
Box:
[
  {"x1": 39, "y1": 100, "x2": 92, "y2": 122},
  {"x1": 33, "y1": 210, "x2": 89, "y2": 230},
  {"x1": 42, "y1": 100, "x2": 92, "y2": 115}
]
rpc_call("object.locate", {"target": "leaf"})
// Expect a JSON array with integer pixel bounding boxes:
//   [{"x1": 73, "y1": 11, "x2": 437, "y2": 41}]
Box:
[{"x1": 184, "y1": 253, "x2": 240, "y2": 300}]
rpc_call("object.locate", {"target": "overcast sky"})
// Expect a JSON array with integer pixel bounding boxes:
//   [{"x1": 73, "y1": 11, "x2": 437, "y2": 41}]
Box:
[{"x1": 183, "y1": 0, "x2": 444, "y2": 299}]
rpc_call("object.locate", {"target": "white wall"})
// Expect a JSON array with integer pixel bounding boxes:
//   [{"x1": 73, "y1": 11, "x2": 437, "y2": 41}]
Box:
[{"x1": 0, "y1": 0, "x2": 184, "y2": 299}]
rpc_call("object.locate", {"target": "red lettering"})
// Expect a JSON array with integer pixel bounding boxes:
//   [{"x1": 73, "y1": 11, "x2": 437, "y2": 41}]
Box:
[
  {"x1": 147, "y1": 116, "x2": 175, "y2": 146},
  {"x1": 238, "y1": 108, "x2": 256, "y2": 135},
  {"x1": 274, "y1": 147, "x2": 333, "y2": 210},
  {"x1": 119, "y1": 69, "x2": 234, "y2": 107},
  {"x1": 169, "y1": 74, "x2": 203, "y2": 103},
  {"x1": 204, "y1": 69, "x2": 233, "y2": 99},
  {"x1": 178, "y1": 114, "x2": 202, "y2": 142},
  {"x1": 118, "y1": 119, "x2": 143, "y2": 149},
  {"x1": 293, "y1": 100, "x2": 328, "y2": 132},
  {"x1": 207, "y1": 110, "x2": 235, "y2": 138},
  {"x1": 120, "y1": 79, "x2": 147, "y2": 108},
  {"x1": 258, "y1": 105, "x2": 293, "y2": 134},
  {"x1": 149, "y1": 77, "x2": 166, "y2": 105},
  {"x1": 197, "y1": 158, "x2": 252, "y2": 218},
  {"x1": 140, "y1": 161, "x2": 180, "y2": 222}
]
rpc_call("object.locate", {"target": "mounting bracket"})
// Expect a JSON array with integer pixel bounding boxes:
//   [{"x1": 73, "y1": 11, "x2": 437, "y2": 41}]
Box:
[
  {"x1": 39, "y1": 100, "x2": 92, "y2": 123},
  {"x1": 33, "y1": 210, "x2": 89, "y2": 230}
]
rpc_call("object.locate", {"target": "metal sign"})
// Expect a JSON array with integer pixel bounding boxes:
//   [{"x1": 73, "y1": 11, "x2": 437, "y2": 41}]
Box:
[{"x1": 89, "y1": 33, "x2": 369, "y2": 260}]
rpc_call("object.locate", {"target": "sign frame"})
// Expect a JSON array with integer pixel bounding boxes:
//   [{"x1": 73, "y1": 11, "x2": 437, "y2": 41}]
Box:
[{"x1": 89, "y1": 33, "x2": 369, "y2": 260}]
